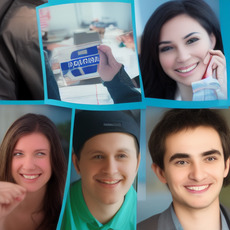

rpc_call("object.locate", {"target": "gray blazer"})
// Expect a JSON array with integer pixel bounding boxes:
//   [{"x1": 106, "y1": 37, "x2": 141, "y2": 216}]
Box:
[
  {"x1": 137, "y1": 204, "x2": 230, "y2": 230},
  {"x1": 137, "y1": 205, "x2": 176, "y2": 230}
]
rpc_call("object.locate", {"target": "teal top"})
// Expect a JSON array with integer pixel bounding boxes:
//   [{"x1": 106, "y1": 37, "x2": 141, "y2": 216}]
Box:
[{"x1": 61, "y1": 179, "x2": 137, "y2": 230}]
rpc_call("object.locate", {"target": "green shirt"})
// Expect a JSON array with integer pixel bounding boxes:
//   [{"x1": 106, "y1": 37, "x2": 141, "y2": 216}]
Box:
[{"x1": 61, "y1": 179, "x2": 137, "y2": 230}]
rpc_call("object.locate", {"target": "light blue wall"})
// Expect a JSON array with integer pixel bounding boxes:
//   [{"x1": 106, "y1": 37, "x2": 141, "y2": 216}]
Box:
[
  {"x1": 134, "y1": 0, "x2": 219, "y2": 38},
  {"x1": 48, "y1": 2, "x2": 132, "y2": 32}
]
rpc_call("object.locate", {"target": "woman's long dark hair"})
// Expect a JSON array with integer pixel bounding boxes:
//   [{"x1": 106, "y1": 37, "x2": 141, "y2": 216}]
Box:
[
  {"x1": 0, "y1": 113, "x2": 67, "y2": 230},
  {"x1": 140, "y1": 0, "x2": 224, "y2": 99}
]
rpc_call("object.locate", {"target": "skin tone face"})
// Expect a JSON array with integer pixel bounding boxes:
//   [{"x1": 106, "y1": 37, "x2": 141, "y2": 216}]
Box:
[
  {"x1": 158, "y1": 14, "x2": 216, "y2": 93},
  {"x1": 73, "y1": 132, "x2": 140, "y2": 214},
  {"x1": 152, "y1": 126, "x2": 229, "y2": 213},
  {"x1": 11, "y1": 132, "x2": 52, "y2": 194}
]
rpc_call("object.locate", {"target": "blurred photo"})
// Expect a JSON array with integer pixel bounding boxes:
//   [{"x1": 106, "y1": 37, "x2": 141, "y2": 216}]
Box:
[{"x1": 38, "y1": 2, "x2": 142, "y2": 104}]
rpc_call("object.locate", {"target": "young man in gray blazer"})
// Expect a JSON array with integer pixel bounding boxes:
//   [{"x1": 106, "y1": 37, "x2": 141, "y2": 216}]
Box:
[{"x1": 138, "y1": 109, "x2": 230, "y2": 230}]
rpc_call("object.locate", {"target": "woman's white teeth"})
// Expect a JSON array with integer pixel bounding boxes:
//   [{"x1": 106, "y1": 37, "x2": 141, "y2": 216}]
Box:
[
  {"x1": 177, "y1": 63, "x2": 197, "y2": 73},
  {"x1": 23, "y1": 174, "x2": 39, "y2": 179},
  {"x1": 187, "y1": 185, "x2": 208, "y2": 191}
]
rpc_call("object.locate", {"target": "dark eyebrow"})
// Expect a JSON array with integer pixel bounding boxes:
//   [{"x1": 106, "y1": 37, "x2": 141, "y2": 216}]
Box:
[
  {"x1": 169, "y1": 153, "x2": 190, "y2": 162},
  {"x1": 202, "y1": 149, "x2": 222, "y2": 157},
  {"x1": 169, "y1": 149, "x2": 221, "y2": 162},
  {"x1": 158, "y1": 32, "x2": 200, "y2": 46},
  {"x1": 183, "y1": 32, "x2": 199, "y2": 39},
  {"x1": 158, "y1": 41, "x2": 171, "y2": 46}
]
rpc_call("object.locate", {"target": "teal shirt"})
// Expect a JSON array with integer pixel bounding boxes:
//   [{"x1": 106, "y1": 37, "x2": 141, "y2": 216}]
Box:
[{"x1": 61, "y1": 180, "x2": 137, "y2": 230}]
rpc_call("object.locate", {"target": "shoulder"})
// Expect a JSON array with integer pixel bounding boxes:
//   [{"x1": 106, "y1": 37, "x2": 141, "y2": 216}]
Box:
[
  {"x1": 220, "y1": 204, "x2": 230, "y2": 222},
  {"x1": 69, "y1": 180, "x2": 82, "y2": 202},
  {"x1": 137, "y1": 205, "x2": 175, "y2": 230},
  {"x1": 137, "y1": 213, "x2": 161, "y2": 230},
  {"x1": 70, "y1": 180, "x2": 81, "y2": 192}
]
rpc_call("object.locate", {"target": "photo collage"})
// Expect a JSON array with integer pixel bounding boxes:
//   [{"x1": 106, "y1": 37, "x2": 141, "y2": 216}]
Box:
[{"x1": 0, "y1": 0, "x2": 230, "y2": 229}]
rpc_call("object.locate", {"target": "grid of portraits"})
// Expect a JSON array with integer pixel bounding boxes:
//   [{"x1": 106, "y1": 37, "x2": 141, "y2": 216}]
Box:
[{"x1": 0, "y1": 0, "x2": 230, "y2": 230}]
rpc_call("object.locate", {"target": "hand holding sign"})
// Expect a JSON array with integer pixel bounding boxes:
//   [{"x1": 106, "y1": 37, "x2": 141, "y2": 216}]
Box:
[{"x1": 97, "y1": 45, "x2": 122, "y2": 82}]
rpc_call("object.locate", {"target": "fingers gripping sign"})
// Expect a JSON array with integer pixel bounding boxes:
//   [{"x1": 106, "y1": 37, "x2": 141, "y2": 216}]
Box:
[
  {"x1": 97, "y1": 45, "x2": 122, "y2": 82},
  {"x1": 0, "y1": 182, "x2": 26, "y2": 220}
]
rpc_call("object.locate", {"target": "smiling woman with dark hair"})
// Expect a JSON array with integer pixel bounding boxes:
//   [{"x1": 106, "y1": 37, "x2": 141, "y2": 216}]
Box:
[{"x1": 140, "y1": 0, "x2": 227, "y2": 101}]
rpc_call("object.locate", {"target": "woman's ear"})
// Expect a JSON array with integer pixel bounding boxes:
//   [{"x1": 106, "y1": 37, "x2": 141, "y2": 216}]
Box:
[
  {"x1": 210, "y1": 33, "x2": 216, "y2": 49},
  {"x1": 72, "y1": 154, "x2": 80, "y2": 174},
  {"x1": 151, "y1": 163, "x2": 167, "y2": 184}
]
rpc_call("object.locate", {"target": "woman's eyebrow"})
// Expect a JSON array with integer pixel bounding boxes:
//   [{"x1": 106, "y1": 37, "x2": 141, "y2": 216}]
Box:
[
  {"x1": 183, "y1": 32, "x2": 199, "y2": 39},
  {"x1": 158, "y1": 40, "x2": 171, "y2": 46},
  {"x1": 159, "y1": 32, "x2": 200, "y2": 46},
  {"x1": 13, "y1": 148, "x2": 49, "y2": 152}
]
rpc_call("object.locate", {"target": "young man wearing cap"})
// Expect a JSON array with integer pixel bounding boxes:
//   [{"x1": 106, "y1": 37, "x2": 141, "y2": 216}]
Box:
[
  {"x1": 61, "y1": 110, "x2": 140, "y2": 230},
  {"x1": 138, "y1": 109, "x2": 230, "y2": 230}
]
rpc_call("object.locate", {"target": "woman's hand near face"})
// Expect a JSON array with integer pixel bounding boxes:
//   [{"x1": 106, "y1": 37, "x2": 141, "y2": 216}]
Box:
[
  {"x1": 0, "y1": 182, "x2": 26, "y2": 220},
  {"x1": 204, "y1": 50, "x2": 227, "y2": 96},
  {"x1": 97, "y1": 45, "x2": 122, "y2": 82}
]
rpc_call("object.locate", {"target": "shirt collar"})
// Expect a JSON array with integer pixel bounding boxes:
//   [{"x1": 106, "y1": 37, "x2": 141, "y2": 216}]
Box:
[
  {"x1": 170, "y1": 204, "x2": 183, "y2": 230},
  {"x1": 72, "y1": 180, "x2": 136, "y2": 230},
  {"x1": 170, "y1": 203, "x2": 228, "y2": 230}
]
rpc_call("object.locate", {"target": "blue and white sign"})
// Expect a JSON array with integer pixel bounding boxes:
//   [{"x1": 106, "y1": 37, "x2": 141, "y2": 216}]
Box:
[{"x1": 60, "y1": 45, "x2": 100, "y2": 78}]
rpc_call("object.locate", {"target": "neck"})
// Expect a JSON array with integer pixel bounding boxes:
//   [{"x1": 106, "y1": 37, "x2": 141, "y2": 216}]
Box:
[
  {"x1": 177, "y1": 83, "x2": 193, "y2": 101},
  {"x1": 173, "y1": 200, "x2": 221, "y2": 230},
  {"x1": 83, "y1": 193, "x2": 124, "y2": 224},
  {"x1": 91, "y1": 201, "x2": 123, "y2": 224}
]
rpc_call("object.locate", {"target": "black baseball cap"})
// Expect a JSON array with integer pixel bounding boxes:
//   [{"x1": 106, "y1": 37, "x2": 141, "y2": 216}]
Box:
[{"x1": 73, "y1": 110, "x2": 140, "y2": 158}]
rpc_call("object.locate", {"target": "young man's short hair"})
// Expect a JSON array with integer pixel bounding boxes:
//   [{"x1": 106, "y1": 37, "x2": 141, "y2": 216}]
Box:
[{"x1": 148, "y1": 109, "x2": 230, "y2": 186}]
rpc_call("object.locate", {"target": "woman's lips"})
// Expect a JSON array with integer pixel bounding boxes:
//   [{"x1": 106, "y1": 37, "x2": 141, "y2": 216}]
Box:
[
  {"x1": 21, "y1": 174, "x2": 41, "y2": 180},
  {"x1": 175, "y1": 62, "x2": 199, "y2": 73}
]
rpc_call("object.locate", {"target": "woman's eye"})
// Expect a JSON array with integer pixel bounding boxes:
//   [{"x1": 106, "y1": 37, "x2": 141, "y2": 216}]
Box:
[
  {"x1": 159, "y1": 46, "x2": 173, "y2": 53},
  {"x1": 13, "y1": 152, "x2": 23, "y2": 157},
  {"x1": 37, "y1": 152, "x2": 46, "y2": 156},
  {"x1": 187, "y1": 37, "x2": 199, "y2": 45}
]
